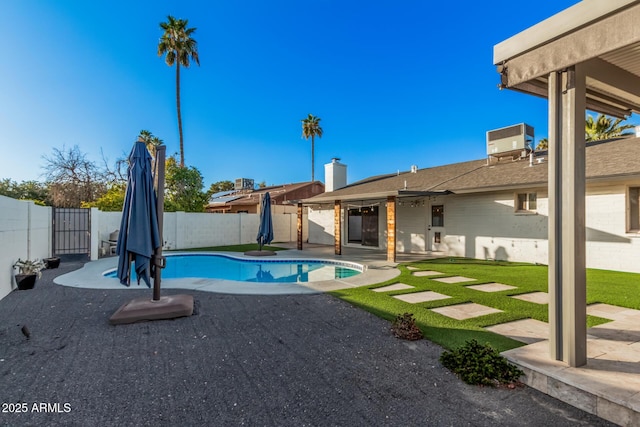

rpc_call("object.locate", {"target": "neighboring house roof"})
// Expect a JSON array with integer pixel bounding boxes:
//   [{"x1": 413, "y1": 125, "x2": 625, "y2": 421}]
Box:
[
  {"x1": 306, "y1": 136, "x2": 640, "y2": 203},
  {"x1": 207, "y1": 181, "x2": 325, "y2": 209}
]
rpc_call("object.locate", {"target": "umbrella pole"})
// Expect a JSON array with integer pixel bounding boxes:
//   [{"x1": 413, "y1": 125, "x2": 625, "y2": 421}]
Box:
[{"x1": 153, "y1": 145, "x2": 166, "y2": 301}]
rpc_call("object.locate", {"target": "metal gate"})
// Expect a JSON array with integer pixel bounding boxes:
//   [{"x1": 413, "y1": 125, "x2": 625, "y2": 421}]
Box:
[{"x1": 52, "y1": 208, "x2": 91, "y2": 257}]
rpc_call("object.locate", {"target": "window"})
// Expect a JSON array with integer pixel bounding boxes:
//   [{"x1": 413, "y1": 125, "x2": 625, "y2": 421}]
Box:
[
  {"x1": 629, "y1": 187, "x2": 640, "y2": 232},
  {"x1": 516, "y1": 192, "x2": 537, "y2": 212},
  {"x1": 432, "y1": 205, "x2": 444, "y2": 227}
]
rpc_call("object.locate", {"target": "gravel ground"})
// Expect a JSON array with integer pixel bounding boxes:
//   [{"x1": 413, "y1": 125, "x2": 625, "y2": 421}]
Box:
[{"x1": 0, "y1": 260, "x2": 614, "y2": 427}]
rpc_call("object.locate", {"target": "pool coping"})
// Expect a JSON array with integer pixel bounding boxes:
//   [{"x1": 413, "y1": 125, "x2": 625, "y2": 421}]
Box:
[{"x1": 53, "y1": 250, "x2": 401, "y2": 295}]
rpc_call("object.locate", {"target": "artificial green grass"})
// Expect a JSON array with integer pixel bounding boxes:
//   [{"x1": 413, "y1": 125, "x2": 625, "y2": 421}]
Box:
[
  {"x1": 178, "y1": 243, "x2": 287, "y2": 252},
  {"x1": 331, "y1": 257, "x2": 639, "y2": 353}
]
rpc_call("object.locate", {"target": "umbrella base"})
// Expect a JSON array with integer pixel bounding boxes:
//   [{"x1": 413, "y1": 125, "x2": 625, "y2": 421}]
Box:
[
  {"x1": 109, "y1": 294, "x2": 194, "y2": 325},
  {"x1": 244, "y1": 250, "x2": 276, "y2": 256}
]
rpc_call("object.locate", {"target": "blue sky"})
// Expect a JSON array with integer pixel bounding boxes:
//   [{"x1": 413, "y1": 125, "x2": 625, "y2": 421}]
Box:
[{"x1": 2, "y1": 0, "x2": 591, "y2": 188}]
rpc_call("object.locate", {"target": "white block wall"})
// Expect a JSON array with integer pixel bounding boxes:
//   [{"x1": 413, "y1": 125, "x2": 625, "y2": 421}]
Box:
[
  {"x1": 0, "y1": 196, "x2": 52, "y2": 299},
  {"x1": 89, "y1": 209, "x2": 306, "y2": 257},
  {"x1": 308, "y1": 206, "x2": 335, "y2": 245}
]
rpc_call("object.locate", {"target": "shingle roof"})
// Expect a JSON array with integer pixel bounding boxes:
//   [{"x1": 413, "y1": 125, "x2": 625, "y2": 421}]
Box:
[{"x1": 306, "y1": 136, "x2": 640, "y2": 202}]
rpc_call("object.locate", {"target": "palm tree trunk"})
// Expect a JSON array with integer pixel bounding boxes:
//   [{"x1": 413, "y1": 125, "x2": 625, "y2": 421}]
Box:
[
  {"x1": 176, "y1": 63, "x2": 184, "y2": 167},
  {"x1": 311, "y1": 135, "x2": 315, "y2": 182}
]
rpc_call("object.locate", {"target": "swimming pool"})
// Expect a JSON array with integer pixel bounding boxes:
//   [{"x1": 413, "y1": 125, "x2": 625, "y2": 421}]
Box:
[{"x1": 103, "y1": 253, "x2": 363, "y2": 283}]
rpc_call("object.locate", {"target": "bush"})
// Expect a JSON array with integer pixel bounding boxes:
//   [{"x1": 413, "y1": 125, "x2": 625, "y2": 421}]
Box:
[
  {"x1": 439, "y1": 339, "x2": 523, "y2": 387},
  {"x1": 390, "y1": 312, "x2": 424, "y2": 341}
]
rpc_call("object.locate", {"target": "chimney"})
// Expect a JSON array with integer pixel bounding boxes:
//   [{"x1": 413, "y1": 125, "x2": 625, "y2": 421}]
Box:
[{"x1": 324, "y1": 158, "x2": 347, "y2": 192}]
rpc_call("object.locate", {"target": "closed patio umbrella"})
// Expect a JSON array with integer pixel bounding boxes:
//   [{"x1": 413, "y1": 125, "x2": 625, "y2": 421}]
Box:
[
  {"x1": 256, "y1": 192, "x2": 274, "y2": 251},
  {"x1": 110, "y1": 141, "x2": 193, "y2": 325},
  {"x1": 116, "y1": 141, "x2": 160, "y2": 287}
]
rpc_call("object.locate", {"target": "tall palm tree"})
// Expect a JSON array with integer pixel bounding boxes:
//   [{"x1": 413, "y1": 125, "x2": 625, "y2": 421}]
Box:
[
  {"x1": 301, "y1": 114, "x2": 323, "y2": 181},
  {"x1": 158, "y1": 16, "x2": 200, "y2": 167},
  {"x1": 585, "y1": 114, "x2": 635, "y2": 142}
]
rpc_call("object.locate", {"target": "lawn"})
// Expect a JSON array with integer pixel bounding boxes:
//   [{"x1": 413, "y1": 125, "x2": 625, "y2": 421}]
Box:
[{"x1": 330, "y1": 257, "x2": 640, "y2": 353}]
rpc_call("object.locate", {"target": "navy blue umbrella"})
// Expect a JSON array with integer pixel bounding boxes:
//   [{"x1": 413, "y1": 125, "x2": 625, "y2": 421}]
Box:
[
  {"x1": 256, "y1": 192, "x2": 274, "y2": 251},
  {"x1": 116, "y1": 141, "x2": 161, "y2": 287}
]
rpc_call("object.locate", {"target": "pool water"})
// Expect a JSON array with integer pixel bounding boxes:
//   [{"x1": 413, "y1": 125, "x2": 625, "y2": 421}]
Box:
[{"x1": 104, "y1": 254, "x2": 362, "y2": 283}]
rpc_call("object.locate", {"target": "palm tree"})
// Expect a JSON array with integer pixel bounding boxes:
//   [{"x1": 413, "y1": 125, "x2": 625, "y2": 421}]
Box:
[
  {"x1": 158, "y1": 16, "x2": 200, "y2": 167},
  {"x1": 301, "y1": 114, "x2": 323, "y2": 181},
  {"x1": 585, "y1": 114, "x2": 635, "y2": 142},
  {"x1": 536, "y1": 138, "x2": 548, "y2": 150},
  {"x1": 138, "y1": 129, "x2": 164, "y2": 177}
]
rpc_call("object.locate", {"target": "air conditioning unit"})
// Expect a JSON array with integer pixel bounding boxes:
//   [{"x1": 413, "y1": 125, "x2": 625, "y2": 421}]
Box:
[
  {"x1": 234, "y1": 178, "x2": 254, "y2": 191},
  {"x1": 486, "y1": 123, "x2": 534, "y2": 156}
]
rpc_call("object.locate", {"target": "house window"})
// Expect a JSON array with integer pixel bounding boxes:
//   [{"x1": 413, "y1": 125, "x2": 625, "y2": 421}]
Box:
[
  {"x1": 516, "y1": 192, "x2": 537, "y2": 212},
  {"x1": 629, "y1": 187, "x2": 640, "y2": 232},
  {"x1": 432, "y1": 205, "x2": 444, "y2": 227}
]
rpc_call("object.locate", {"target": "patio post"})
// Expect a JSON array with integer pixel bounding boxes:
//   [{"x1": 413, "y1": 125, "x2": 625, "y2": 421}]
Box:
[
  {"x1": 334, "y1": 200, "x2": 342, "y2": 255},
  {"x1": 387, "y1": 196, "x2": 396, "y2": 262},
  {"x1": 297, "y1": 202, "x2": 303, "y2": 250},
  {"x1": 548, "y1": 65, "x2": 587, "y2": 367}
]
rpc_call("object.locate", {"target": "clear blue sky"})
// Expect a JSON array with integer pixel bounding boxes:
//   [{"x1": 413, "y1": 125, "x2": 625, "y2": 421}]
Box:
[{"x1": 3, "y1": 0, "x2": 597, "y2": 188}]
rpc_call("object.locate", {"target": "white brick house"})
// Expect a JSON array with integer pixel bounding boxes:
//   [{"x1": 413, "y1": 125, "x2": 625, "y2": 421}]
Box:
[{"x1": 306, "y1": 137, "x2": 640, "y2": 273}]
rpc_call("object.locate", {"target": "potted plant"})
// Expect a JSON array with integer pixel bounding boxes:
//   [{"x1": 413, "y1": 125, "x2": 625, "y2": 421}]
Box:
[
  {"x1": 44, "y1": 256, "x2": 61, "y2": 269},
  {"x1": 13, "y1": 258, "x2": 46, "y2": 290}
]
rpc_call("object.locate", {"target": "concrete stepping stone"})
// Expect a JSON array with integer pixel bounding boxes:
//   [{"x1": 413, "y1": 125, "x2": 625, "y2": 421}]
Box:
[
  {"x1": 431, "y1": 302, "x2": 501, "y2": 320},
  {"x1": 467, "y1": 283, "x2": 516, "y2": 292},
  {"x1": 432, "y1": 276, "x2": 475, "y2": 284},
  {"x1": 485, "y1": 319, "x2": 548, "y2": 344},
  {"x1": 371, "y1": 283, "x2": 414, "y2": 292},
  {"x1": 393, "y1": 291, "x2": 451, "y2": 304},
  {"x1": 406, "y1": 266, "x2": 419, "y2": 270},
  {"x1": 587, "y1": 303, "x2": 640, "y2": 322},
  {"x1": 412, "y1": 270, "x2": 443, "y2": 277},
  {"x1": 512, "y1": 292, "x2": 549, "y2": 304}
]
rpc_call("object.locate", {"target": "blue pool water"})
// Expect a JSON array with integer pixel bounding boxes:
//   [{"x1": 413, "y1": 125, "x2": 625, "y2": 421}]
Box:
[{"x1": 104, "y1": 254, "x2": 362, "y2": 283}]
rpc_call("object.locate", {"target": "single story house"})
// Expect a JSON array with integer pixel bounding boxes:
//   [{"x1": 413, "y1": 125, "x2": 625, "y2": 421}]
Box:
[
  {"x1": 305, "y1": 136, "x2": 640, "y2": 273},
  {"x1": 207, "y1": 181, "x2": 324, "y2": 214}
]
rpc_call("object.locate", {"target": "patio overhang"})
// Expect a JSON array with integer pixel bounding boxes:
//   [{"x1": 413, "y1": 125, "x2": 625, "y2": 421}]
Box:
[
  {"x1": 302, "y1": 190, "x2": 451, "y2": 205},
  {"x1": 494, "y1": 0, "x2": 640, "y2": 368},
  {"x1": 494, "y1": 0, "x2": 640, "y2": 118}
]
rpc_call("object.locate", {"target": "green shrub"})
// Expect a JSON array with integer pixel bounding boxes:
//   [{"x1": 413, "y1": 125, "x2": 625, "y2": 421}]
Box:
[
  {"x1": 439, "y1": 339, "x2": 523, "y2": 387},
  {"x1": 390, "y1": 312, "x2": 424, "y2": 341}
]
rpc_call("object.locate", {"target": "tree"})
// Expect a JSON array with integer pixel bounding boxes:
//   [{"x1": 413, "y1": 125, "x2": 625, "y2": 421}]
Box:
[
  {"x1": 82, "y1": 183, "x2": 126, "y2": 211},
  {"x1": 206, "y1": 180, "x2": 234, "y2": 200},
  {"x1": 164, "y1": 156, "x2": 208, "y2": 212},
  {"x1": 535, "y1": 113, "x2": 635, "y2": 150},
  {"x1": 301, "y1": 114, "x2": 323, "y2": 181},
  {"x1": 536, "y1": 138, "x2": 548, "y2": 150},
  {"x1": 0, "y1": 179, "x2": 48, "y2": 205},
  {"x1": 585, "y1": 114, "x2": 635, "y2": 142},
  {"x1": 158, "y1": 16, "x2": 200, "y2": 167},
  {"x1": 138, "y1": 129, "x2": 163, "y2": 159},
  {"x1": 42, "y1": 145, "x2": 106, "y2": 207}
]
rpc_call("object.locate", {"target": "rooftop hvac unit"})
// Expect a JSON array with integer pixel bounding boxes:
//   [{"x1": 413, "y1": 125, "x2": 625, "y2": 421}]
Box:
[
  {"x1": 486, "y1": 123, "x2": 534, "y2": 157},
  {"x1": 234, "y1": 178, "x2": 254, "y2": 191}
]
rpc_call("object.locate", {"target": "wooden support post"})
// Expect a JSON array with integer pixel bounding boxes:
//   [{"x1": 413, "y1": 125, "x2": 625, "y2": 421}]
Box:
[
  {"x1": 297, "y1": 202, "x2": 303, "y2": 250},
  {"x1": 334, "y1": 200, "x2": 342, "y2": 255},
  {"x1": 387, "y1": 196, "x2": 396, "y2": 262}
]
